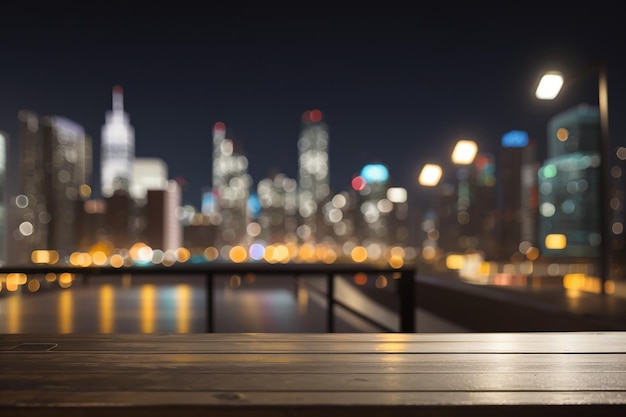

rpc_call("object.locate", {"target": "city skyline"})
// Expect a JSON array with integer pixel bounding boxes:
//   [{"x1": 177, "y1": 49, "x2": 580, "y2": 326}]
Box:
[{"x1": 1, "y1": 4, "x2": 625, "y2": 209}]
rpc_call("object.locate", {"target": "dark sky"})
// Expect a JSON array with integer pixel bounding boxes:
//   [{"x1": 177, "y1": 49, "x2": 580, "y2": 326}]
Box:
[{"x1": 2, "y1": 2, "x2": 625, "y2": 208}]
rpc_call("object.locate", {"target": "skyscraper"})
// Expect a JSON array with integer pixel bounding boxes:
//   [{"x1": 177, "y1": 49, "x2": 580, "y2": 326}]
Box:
[
  {"x1": 211, "y1": 122, "x2": 251, "y2": 246},
  {"x1": 297, "y1": 109, "x2": 329, "y2": 242},
  {"x1": 101, "y1": 85, "x2": 135, "y2": 198},
  {"x1": 538, "y1": 105, "x2": 602, "y2": 259},
  {"x1": 12, "y1": 111, "x2": 92, "y2": 263}
]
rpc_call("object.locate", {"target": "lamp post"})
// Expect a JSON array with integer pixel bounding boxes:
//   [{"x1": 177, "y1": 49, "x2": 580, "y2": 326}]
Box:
[{"x1": 535, "y1": 61, "x2": 611, "y2": 291}]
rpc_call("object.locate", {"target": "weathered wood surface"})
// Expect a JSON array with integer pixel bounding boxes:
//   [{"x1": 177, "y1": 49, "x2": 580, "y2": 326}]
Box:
[{"x1": 1, "y1": 332, "x2": 625, "y2": 416}]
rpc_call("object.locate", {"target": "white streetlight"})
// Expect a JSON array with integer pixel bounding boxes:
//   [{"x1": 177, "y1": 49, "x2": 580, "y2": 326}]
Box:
[
  {"x1": 451, "y1": 140, "x2": 478, "y2": 165},
  {"x1": 418, "y1": 164, "x2": 443, "y2": 187},
  {"x1": 535, "y1": 71, "x2": 564, "y2": 100}
]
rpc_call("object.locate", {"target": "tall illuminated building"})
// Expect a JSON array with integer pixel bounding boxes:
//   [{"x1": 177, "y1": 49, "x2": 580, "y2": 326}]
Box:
[
  {"x1": 297, "y1": 109, "x2": 329, "y2": 242},
  {"x1": 498, "y1": 130, "x2": 539, "y2": 261},
  {"x1": 130, "y1": 157, "x2": 169, "y2": 204},
  {"x1": 12, "y1": 111, "x2": 92, "y2": 263},
  {"x1": 256, "y1": 172, "x2": 298, "y2": 244},
  {"x1": 537, "y1": 104, "x2": 606, "y2": 260},
  {"x1": 211, "y1": 122, "x2": 251, "y2": 246},
  {"x1": 101, "y1": 85, "x2": 135, "y2": 198},
  {"x1": 141, "y1": 180, "x2": 182, "y2": 252}
]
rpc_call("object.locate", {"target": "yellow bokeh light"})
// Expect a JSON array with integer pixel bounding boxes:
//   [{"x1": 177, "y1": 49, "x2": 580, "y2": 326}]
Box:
[
  {"x1": 110, "y1": 254, "x2": 125, "y2": 268},
  {"x1": 175, "y1": 247, "x2": 191, "y2": 263},
  {"x1": 298, "y1": 243, "x2": 316, "y2": 262},
  {"x1": 229, "y1": 246, "x2": 248, "y2": 263},
  {"x1": 204, "y1": 246, "x2": 219, "y2": 261},
  {"x1": 351, "y1": 246, "x2": 368, "y2": 263},
  {"x1": 445, "y1": 254, "x2": 464, "y2": 270},
  {"x1": 389, "y1": 256, "x2": 403, "y2": 269},
  {"x1": 545, "y1": 234, "x2": 567, "y2": 250},
  {"x1": 92, "y1": 251, "x2": 108, "y2": 266}
]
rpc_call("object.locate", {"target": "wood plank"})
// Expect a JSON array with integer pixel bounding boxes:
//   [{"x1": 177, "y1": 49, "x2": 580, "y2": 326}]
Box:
[
  {"x1": 1, "y1": 332, "x2": 625, "y2": 416},
  {"x1": 3, "y1": 332, "x2": 626, "y2": 353}
]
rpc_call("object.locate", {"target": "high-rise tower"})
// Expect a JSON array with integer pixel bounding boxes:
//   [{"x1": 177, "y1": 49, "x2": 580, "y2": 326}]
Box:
[
  {"x1": 11, "y1": 111, "x2": 92, "y2": 263},
  {"x1": 101, "y1": 85, "x2": 135, "y2": 198},
  {"x1": 297, "y1": 109, "x2": 329, "y2": 242},
  {"x1": 211, "y1": 122, "x2": 251, "y2": 246}
]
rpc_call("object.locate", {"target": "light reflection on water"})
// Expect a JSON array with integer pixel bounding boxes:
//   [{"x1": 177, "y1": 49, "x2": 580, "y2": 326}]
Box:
[{"x1": 0, "y1": 275, "x2": 386, "y2": 334}]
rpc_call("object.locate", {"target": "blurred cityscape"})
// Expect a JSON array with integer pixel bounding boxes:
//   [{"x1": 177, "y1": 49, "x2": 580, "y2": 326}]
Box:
[{"x1": 0, "y1": 85, "x2": 625, "y2": 296}]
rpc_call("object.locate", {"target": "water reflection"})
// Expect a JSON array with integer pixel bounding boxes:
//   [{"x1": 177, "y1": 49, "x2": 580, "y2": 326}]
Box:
[
  {"x1": 59, "y1": 291, "x2": 73, "y2": 333},
  {"x1": 141, "y1": 284, "x2": 156, "y2": 334},
  {"x1": 0, "y1": 275, "x2": 396, "y2": 334},
  {"x1": 100, "y1": 284, "x2": 114, "y2": 333}
]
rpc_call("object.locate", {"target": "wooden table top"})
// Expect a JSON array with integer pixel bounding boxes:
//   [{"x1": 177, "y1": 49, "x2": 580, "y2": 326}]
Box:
[{"x1": 1, "y1": 332, "x2": 625, "y2": 416}]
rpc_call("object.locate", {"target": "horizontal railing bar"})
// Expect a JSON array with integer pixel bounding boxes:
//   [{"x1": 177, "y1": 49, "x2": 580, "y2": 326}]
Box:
[{"x1": 0, "y1": 263, "x2": 415, "y2": 276}]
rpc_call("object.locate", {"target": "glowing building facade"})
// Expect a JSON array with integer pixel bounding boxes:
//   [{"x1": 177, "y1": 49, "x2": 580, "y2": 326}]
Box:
[
  {"x1": 101, "y1": 86, "x2": 135, "y2": 198},
  {"x1": 539, "y1": 105, "x2": 602, "y2": 258},
  {"x1": 130, "y1": 157, "x2": 169, "y2": 203},
  {"x1": 211, "y1": 122, "x2": 251, "y2": 246},
  {"x1": 12, "y1": 111, "x2": 92, "y2": 263},
  {"x1": 297, "y1": 110, "x2": 329, "y2": 242},
  {"x1": 256, "y1": 173, "x2": 298, "y2": 244}
]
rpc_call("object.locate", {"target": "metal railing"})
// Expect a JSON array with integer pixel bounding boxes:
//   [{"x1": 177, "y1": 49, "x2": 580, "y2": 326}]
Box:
[{"x1": 0, "y1": 262, "x2": 417, "y2": 333}]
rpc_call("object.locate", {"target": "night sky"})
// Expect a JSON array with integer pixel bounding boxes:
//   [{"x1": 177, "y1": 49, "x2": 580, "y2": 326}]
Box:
[{"x1": 1, "y1": 2, "x2": 625, "y2": 208}]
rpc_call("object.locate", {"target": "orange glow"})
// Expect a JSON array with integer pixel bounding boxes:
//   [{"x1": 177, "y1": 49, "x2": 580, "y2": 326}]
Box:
[
  {"x1": 204, "y1": 247, "x2": 219, "y2": 261},
  {"x1": 27, "y1": 280, "x2": 40, "y2": 292},
  {"x1": 351, "y1": 246, "x2": 368, "y2": 263},
  {"x1": 526, "y1": 247, "x2": 540, "y2": 260},
  {"x1": 229, "y1": 246, "x2": 248, "y2": 263},
  {"x1": 110, "y1": 254, "x2": 125, "y2": 268},
  {"x1": 92, "y1": 251, "x2": 108, "y2": 266},
  {"x1": 353, "y1": 272, "x2": 368, "y2": 286},
  {"x1": 389, "y1": 256, "x2": 403, "y2": 269},
  {"x1": 445, "y1": 254, "x2": 464, "y2": 270},
  {"x1": 299, "y1": 243, "x2": 316, "y2": 262},
  {"x1": 58, "y1": 273, "x2": 74, "y2": 288},
  {"x1": 175, "y1": 247, "x2": 191, "y2": 263},
  {"x1": 545, "y1": 234, "x2": 567, "y2": 249},
  {"x1": 31, "y1": 250, "x2": 60, "y2": 264}
]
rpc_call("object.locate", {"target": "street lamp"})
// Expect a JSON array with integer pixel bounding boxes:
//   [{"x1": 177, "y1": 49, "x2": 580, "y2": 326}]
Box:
[
  {"x1": 535, "y1": 61, "x2": 612, "y2": 289},
  {"x1": 418, "y1": 163, "x2": 443, "y2": 187}
]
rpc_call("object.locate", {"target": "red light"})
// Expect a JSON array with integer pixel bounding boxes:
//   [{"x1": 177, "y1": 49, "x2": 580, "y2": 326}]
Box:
[
  {"x1": 301, "y1": 111, "x2": 310, "y2": 123},
  {"x1": 113, "y1": 85, "x2": 123, "y2": 94},
  {"x1": 352, "y1": 176, "x2": 366, "y2": 191},
  {"x1": 475, "y1": 155, "x2": 488, "y2": 169},
  {"x1": 309, "y1": 109, "x2": 322, "y2": 123},
  {"x1": 214, "y1": 122, "x2": 226, "y2": 131}
]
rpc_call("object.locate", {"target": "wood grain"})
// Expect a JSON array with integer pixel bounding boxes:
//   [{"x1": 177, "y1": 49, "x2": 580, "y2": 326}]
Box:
[{"x1": 1, "y1": 332, "x2": 625, "y2": 416}]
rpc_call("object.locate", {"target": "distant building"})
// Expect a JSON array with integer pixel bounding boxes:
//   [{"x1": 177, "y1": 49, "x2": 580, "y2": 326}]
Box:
[
  {"x1": 498, "y1": 131, "x2": 539, "y2": 260},
  {"x1": 539, "y1": 105, "x2": 602, "y2": 259},
  {"x1": 256, "y1": 172, "x2": 298, "y2": 244},
  {"x1": 211, "y1": 122, "x2": 251, "y2": 246},
  {"x1": 130, "y1": 157, "x2": 169, "y2": 203},
  {"x1": 140, "y1": 180, "x2": 182, "y2": 251},
  {"x1": 297, "y1": 109, "x2": 330, "y2": 242},
  {"x1": 11, "y1": 111, "x2": 92, "y2": 263},
  {"x1": 101, "y1": 85, "x2": 135, "y2": 198}
]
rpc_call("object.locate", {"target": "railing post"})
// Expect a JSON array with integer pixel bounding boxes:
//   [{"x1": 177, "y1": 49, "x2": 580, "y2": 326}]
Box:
[
  {"x1": 206, "y1": 272, "x2": 214, "y2": 333},
  {"x1": 397, "y1": 268, "x2": 416, "y2": 332},
  {"x1": 327, "y1": 273, "x2": 335, "y2": 333}
]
